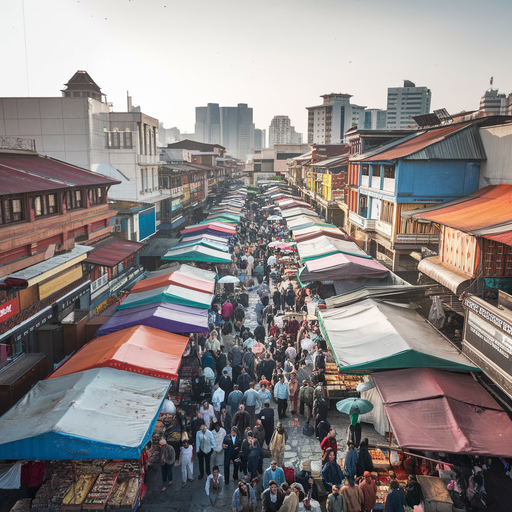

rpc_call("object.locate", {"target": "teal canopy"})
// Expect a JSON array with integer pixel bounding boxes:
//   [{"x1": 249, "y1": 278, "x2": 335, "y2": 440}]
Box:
[
  {"x1": 318, "y1": 299, "x2": 480, "y2": 373},
  {"x1": 118, "y1": 284, "x2": 214, "y2": 310},
  {"x1": 163, "y1": 244, "x2": 233, "y2": 263}
]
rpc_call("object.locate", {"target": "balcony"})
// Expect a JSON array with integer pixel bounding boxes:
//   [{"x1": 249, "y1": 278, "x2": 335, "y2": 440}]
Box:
[
  {"x1": 375, "y1": 220, "x2": 392, "y2": 238},
  {"x1": 137, "y1": 154, "x2": 160, "y2": 166},
  {"x1": 349, "y1": 211, "x2": 376, "y2": 231},
  {"x1": 395, "y1": 233, "x2": 440, "y2": 244}
]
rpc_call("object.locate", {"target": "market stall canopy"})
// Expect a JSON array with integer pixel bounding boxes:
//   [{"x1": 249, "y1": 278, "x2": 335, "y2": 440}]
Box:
[
  {"x1": 131, "y1": 266, "x2": 216, "y2": 294},
  {"x1": 204, "y1": 214, "x2": 240, "y2": 224},
  {"x1": 147, "y1": 263, "x2": 218, "y2": 282},
  {"x1": 49, "y1": 325, "x2": 189, "y2": 380},
  {"x1": 299, "y1": 253, "x2": 389, "y2": 282},
  {"x1": 162, "y1": 244, "x2": 233, "y2": 264},
  {"x1": 372, "y1": 368, "x2": 512, "y2": 457},
  {"x1": 97, "y1": 301, "x2": 208, "y2": 336},
  {"x1": 172, "y1": 238, "x2": 230, "y2": 253},
  {"x1": 179, "y1": 233, "x2": 229, "y2": 246},
  {"x1": 287, "y1": 217, "x2": 337, "y2": 231},
  {"x1": 0, "y1": 367, "x2": 169, "y2": 460},
  {"x1": 319, "y1": 299, "x2": 480, "y2": 372},
  {"x1": 292, "y1": 226, "x2": 350, "y2": 243},
  {"x1": 84, "y1": 239, "x2": 145, "y2": 267},
  {"x1": 281, "y1": 208, "x2": 318, "y2": 219},
  {"x1": 118, "y1": 284, "x2": 214, "y2": 310},
  {"x1": 181, "y1": 222, "x2": 236, "y2": 235},
  {"x1": 297, "y1": 236, "x2": 371, "y2": 262}
]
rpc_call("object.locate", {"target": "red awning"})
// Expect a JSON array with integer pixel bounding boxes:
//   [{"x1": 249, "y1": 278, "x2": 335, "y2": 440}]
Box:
[
  {"x1": 85, "y1": 238, "x2": 145, "y2": 267},
  {"x1": 372, "y1": 368, "x2": 512, "y2": 457}
]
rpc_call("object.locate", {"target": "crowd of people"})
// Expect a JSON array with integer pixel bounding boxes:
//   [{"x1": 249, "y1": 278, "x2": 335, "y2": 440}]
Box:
[{"x1": 153, "y1": 189, "x2": 436, "y2": 512}]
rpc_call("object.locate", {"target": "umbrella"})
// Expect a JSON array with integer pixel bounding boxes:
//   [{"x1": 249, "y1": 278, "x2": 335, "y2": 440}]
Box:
[
  {"x1": 267, "y1": 215, "x2": 283, "y2": 221},
  {"x1": 218, "y1": 275, "x2": 240, "y2": 284},
  {"x1": 336, "y1": 398, "x2": 374, "y2": 415},
  {"x1": 357, "y1": 381, "x2": 376, "y2": 392}
]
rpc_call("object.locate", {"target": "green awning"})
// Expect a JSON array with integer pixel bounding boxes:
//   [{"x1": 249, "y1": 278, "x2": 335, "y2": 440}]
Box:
[{"x1": 163, "y1": 245, "x2": 233, "y2": 264}]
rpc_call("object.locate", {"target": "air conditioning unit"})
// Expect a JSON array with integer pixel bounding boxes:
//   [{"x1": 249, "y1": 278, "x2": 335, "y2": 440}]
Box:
[
  {"x1": 115, "y1": 225, "x2": 121, "y2": 232},
  {"x1": 111, "y1": 226, "x2": 116, "y2": 233}
]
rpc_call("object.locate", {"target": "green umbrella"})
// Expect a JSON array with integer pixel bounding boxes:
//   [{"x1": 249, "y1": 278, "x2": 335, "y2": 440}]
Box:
[{"x1": 336, "y1": 398, "x2": 374, "y2": 415}]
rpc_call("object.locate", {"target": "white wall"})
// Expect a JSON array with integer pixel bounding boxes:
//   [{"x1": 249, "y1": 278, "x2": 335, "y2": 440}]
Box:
[{"x1": 479, "y1": 124, "x2": 512, "y2": 187}]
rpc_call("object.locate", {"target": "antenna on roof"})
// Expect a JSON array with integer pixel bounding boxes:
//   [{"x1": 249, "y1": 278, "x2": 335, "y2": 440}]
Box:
[{"x1": 490, "y1": 76, "x2": 494, "y2": 87}]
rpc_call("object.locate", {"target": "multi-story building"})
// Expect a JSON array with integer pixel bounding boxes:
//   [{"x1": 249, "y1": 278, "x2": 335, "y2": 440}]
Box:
[
  {"x1": 0, "y1": 139, "x2": 145, "y2": 414},
  {"x1": 268, "y1": 116, "x2": 302, "y2": 147},
  {"x1": 254, "y1": 128, "x2": 266, "y2": 150},
  {"x1": 386, "y1": 80, "x2": 431, "y2": 129},
  {"x1": 479, "y1": 87, "x2": 509, "y2": 115},
  {"x1": 195, "y1": 103, "x2": 221, "y2": 145},
  {"x1": 158, "y1": 123, "x2": 180, "y2": 146},
  {"x1": 364, "y1": 109, "x2": 388, "y2": 130},
  {"x1": 195, "y1": 103, "x2": 255, "y2": 160},
  {"x1": 306, "y1": 93, "x2": 366, "y2": 144},
  {"x1": 0, "y1": 71, "x2": 160, "y2": 240}
]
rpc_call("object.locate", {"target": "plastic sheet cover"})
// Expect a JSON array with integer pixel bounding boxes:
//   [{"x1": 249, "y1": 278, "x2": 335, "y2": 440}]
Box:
[{"x1": 0, "y1": 368, "x2": 170, "y2": 460}]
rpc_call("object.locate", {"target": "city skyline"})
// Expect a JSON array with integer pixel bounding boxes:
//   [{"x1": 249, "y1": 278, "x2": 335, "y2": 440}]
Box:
[{"x1": 2, "y1": 0, "x2": 512, "y2": 138}]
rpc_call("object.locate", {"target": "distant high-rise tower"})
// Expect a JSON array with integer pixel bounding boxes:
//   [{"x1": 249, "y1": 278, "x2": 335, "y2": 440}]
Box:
[
  {"x1": 268, "y1": 116, "x2": 302, "y2": 147},
  {"x1": 237, "y1": 103, "x2": 255, "y2": 161},
  {"x1": 195, "y1": 103, "x2": 221, "y2": 144},
  {"x1": 254, "y1": 128, "x2": 266, "y2": 150},
  {"x1": 306, "y1": 93, "x2": 366, "y2": 144},
  {"x1": 479, "y1": 87, "x2": 508, "y2": 115},
  {"x1": 386, "y1": 80, "x2": 431, "y2": 129}
]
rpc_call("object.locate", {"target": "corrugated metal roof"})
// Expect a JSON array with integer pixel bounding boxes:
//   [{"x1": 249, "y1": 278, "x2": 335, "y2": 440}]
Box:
[
  {"x1": 354, "y1": 122, "x2": 485, "y2": 163},
  {"x1": 85, "y1": 238, "x2": 145, "y2": 267},
  {"x1": 139, "y1": 237, "x2": 180, "y2": 257},
  {"x1": 0, "y1": 154, "x2": 120, "y2": 194},
  {"x1": 311, "y1": 155, "x2": 349, "y2": 167},
  {"x1": 409, "y1": 184, "x2": 512, "y2": 236}
]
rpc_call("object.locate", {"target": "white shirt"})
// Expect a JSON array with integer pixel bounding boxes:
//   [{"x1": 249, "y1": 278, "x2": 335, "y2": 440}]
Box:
[
  {"x1": 212, "y1": 387, "x2": 225, "y2": 411},
  {"x1": 212, "y1": 427, "x2": 226, "y2": 453},
  {"x1": 267, "y1": 255, "x2": 277, "y2": 267},
  {"x1": 180, "y1": 445, "x2": 193, "y2": 463},
  {"x1": 247, "y1": 255, "x2": 254, "y2": 266},
  {"x1": 200, "y1": 404, "x2": 215, "y2": 424}
]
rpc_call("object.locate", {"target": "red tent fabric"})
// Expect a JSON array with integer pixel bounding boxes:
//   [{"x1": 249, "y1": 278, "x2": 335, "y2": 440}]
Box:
[
  {"x1": 372, "y1": 368, "x2": 512, "y2": 457},
  {"x1": 47, "y1": 325, "x2": 189, "y2": 381},
  {"x1": 130, "y1": 269, "x2": 215, "y2": 294}
]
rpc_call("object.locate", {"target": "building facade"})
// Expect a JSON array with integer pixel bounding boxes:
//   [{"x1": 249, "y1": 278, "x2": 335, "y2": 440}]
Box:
[
  {"x1": 306, "y1": 93, "x2": 366, "y2": 145},
  {"x1": 268, "y1": 115, "x2": 302, "y2": 147},
  {"x1": 386, "y1": 80, "x2": 431, "y2": 129}
]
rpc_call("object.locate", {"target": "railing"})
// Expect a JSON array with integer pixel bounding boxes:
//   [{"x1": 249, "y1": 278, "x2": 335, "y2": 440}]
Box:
[
  {"x1": 0, "y1": 136, "x2": 36, "y2": 152},
  {"x1": 376, "y1": 220, "x2": 392, "y2": 238},
  {"x1": 395, "y1": 233, "x2": 440, "y2": 244},
  {"x1": 349, "y1": 211, "x2": 376, "y2": 230},
  {"x1": 137, "y1": 154, "x2": 160, "y2": 165}
]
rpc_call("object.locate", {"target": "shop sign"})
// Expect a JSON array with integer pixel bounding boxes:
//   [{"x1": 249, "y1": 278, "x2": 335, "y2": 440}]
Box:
[
  {"x1": 56, "y1": 280, "x2": 91, "y2": 312},
  {"x1": 39, "y1": 265, "x2": 83, "y2": 300},
  {"x1": 0, "y1": 298, "x2": 19, "y2": 324},
  {"x1": 464, "y1": 296, "x2": 512, "y2": 375}
]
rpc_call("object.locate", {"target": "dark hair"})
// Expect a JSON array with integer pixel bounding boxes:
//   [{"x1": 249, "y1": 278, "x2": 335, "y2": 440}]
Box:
[
  {"x1": 322, "y1": 447, "x2": 335, "y2": 466},
  {"x1": 281, "y1": 483, "x2": 289, "y2": 492},
  {"x1": 269, "y1": 479, "x2": 277, "y2": 487},
  {"x1": 390, "y1": 480, "x2": 400, "y2": 490},
  {"x1": 212, "y1": 465, "x2": 219, "y2": 472},
  {"x1": 238, "y1": 481, "x2": 248, "y2": 495}
]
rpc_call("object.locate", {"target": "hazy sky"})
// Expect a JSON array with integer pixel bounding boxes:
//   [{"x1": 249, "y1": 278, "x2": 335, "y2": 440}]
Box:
[{"x1": 2, "y1": 0, "x2": 512, "y2": 139}]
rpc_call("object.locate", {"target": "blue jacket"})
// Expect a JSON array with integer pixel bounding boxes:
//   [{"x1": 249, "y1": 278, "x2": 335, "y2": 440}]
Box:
[
  {"x1": 231, "y1": 485, "x2": 256, "y2": 511},
  {"x1": 263, "y1": 466, "x2": 286, "y2": 489},
  {"x1": 321, "y1": 462, "x2": 343, "y2": 488},
  {"x1": 274, "y1": 381, "x2": 289, "y2": 399},
  {"x1": 344, "y1": 448, "x2": 359, "y2": 479},
  {"x1": 243, "y1": 388, "x2": 259, "y2": 407}
]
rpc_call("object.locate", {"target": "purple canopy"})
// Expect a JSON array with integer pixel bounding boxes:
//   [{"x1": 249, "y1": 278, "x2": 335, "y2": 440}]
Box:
[{"x1": 97, "y1": 301, "x2": 208, "y2": 336}]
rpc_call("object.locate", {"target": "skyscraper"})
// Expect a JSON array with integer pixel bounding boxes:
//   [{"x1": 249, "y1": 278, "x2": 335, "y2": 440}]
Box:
[
  {"x1": 386, "y1": 80, "x2": 431, "y2": 129},
  {"x1": 195, "y1": 103, "x2": 221, "y2": 144},
  {"x1": 254, "y1": 128, "x2": 266, "y2": 150},
  {"x1": 237, "y1": 103, "x2": 255, "y2": 161},
  {"x1": 268, "y1": 115, "x2": 302, "y2": 147}
]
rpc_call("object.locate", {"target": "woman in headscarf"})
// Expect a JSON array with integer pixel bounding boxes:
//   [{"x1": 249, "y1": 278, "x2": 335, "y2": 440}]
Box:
[{"x1": 270, "y1": 422, "x2": 288, "y2": 468}]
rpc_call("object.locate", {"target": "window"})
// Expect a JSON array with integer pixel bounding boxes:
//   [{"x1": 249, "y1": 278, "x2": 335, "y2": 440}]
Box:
[
  {"x1": 384, "y1": 165, "x2": 395, "y2": 179},
  {"x1": 361, "y1": 165, "x2": 369, "y2": 176},
  {"x1": 110, "y1": 132, "x2": 120, "y2": 149},
  {"x1": 90, "y1": 187, "x2": 104, "y2": 205},
  {"x1": 124, "y1": 131, "x2": 133, "y2": 148},
  {"x1": 66, "y1": 190, "x2": 83, "y2": 210},
  {"x1": 0, "y1": 198, "x2": 24, "y2": 225},
  {"x1": 34, "y1": 194, "x2": 57, "y2": 217},
  {"x1": 372, "y1": 165, "x2": 381, "y2": 177}
]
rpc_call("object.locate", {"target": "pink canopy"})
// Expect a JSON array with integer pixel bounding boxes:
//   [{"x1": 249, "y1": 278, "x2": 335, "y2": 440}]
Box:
[{"x1": 372, "y1": 368, "x2": 512, "y2": 457}]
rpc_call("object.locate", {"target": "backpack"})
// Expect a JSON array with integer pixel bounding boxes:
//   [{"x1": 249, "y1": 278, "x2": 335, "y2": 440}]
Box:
[
  {"x1": 222, "y1": 321, "x2": 233, "y2": 335},
  {"x1": 239, "y1": 260, "x2": 247, "y2": 270},
  {"x1": 284, "y1": 467, "x2": 295, "y2": 484},
  {"x1": 303, "y1": 422, "x2": 314, "y2": 437}
]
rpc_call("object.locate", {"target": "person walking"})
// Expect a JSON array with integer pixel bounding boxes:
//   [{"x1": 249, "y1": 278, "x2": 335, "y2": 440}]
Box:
[
  {"x1": 159, "y1": 438, "x2": 175, "y2": 492},
  {"x1": 223, "y1": 427, "x2": 241, "y2": 485},
  {"x1": 288, "y1": 372, "x2": 299, "y2": 415},
  {"x1": 341, "y1": 478, "x2": 365, "y2": 512},
  {"x1": 228, "y1": 384, "x2": 244, "y2": 416},
  {"x1": 262, "y1": 479, "x2": 285, "y2": 512},
  {"x1": 231, "y1": 481, "x2": 256, "y2": 512},
  {"x1": 303, "y1": 381, "x2": 314, "y2": 422},
  {"x1": 243, "y1": 381, "x2": 259, "y2": 426},
  {"x1": 360, "y1": 471, "x2": 378, "y2": 512},
  {"x1": 257, "y1": 383, "x2": 272, "y2": 414},
  {"x1": 196, "y1": 424, "x2": 216, "y2": 480},
  {"x1": 321, "y1": 429, "x2": 338, "y2": 457},
  {"x1": 211, "y1": 420, "x2": 226, "y2": 469},
  {"x1": 212, "y1": 383, "x2": 226, "y2": 415},
  {"x1": 237, "y1": 367, "x2": 251, "y2": 393},
  {"x1": 279, "y1": 483, "x2": 299, "y2": 512},
  {"x1": 257, "y1": 402, "x2": 275, "y2": 448},
  {"x1": 270, "y1": 422, "x2": 288, "y2": 468},
  {"x1": 205, "y1": 465, "x2": 224, "y2": 508},
  {"x1": 177, "y1": 438, "x2": 194, "y2": 488},
  {"x1": 263, "y1": 460, "x2": 286, "y2": 489},
  {"x1": 274, "y1": 374, "x2": 289, "y2": 419},
  {"x1": 327, "y1": 484, "x2": 345, "y2": 512},
  {"x1": 232, "y1": 403, "x2": 251, "y2": 435}
]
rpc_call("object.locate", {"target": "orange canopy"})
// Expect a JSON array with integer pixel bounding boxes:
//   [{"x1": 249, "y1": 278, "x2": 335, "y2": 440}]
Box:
[
  {"x1": 131, "y1": 270, "x2": 215, "y2": 294},
  {"x1": 48, "y1": 325, "x2": 189, "y2": 381}
]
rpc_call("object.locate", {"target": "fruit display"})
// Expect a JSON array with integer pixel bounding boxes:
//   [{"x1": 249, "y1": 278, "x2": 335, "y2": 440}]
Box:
[
  {"x1": 62, "y1": 475, "x2": 98, "y2": 509},
  {"x1": 84, "y1": 473, "x2": 118, "y2": 510},
  {"x1": 324, "y1": 365, "x2": 363, "y2": 394}
]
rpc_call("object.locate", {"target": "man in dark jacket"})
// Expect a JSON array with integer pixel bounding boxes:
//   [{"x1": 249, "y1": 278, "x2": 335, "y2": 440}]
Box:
[
  {"x1": 262, "y1": 480, "x2": 285, "y2": 512},
  {"x1": 232, "y1": 404, "x2": 251, "y2": 436},
  {"x1": 254, "y1": 324, "x2": 266, "y2": 344},
  {"x1": 219, "y1": 370, "x2": 233, "y2": 396},
  {"x1": 222, "y1": 427, "x2": 241, "y2": 484},
  {"x1": 237, "y1": 367, "x2": 251, "y2": 393},
  {"x1": 257, "y1": 402, "x2": 275, "y2": 448}
]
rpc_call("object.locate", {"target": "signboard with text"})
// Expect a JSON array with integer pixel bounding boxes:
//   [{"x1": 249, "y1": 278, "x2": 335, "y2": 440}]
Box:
[{"x1": 0, "y1": 298, "x2": 19, "y2": 324}]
